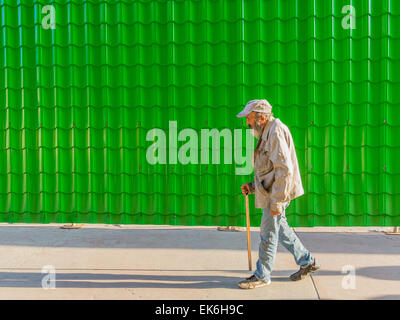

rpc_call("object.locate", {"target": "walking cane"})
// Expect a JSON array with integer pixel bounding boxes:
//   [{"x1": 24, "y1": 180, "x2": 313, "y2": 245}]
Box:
[{"x1": 245, "y1": 193, "x2": 252, "y2": 271}]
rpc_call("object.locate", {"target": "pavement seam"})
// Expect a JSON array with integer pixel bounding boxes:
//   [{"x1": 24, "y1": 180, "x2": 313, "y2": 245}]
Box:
[{"x1": 310, "y1": 275, "x2": 321, "y2": 300}]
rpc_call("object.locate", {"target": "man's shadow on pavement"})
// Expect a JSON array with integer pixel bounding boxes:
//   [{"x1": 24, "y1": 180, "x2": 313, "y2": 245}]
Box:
[
  {"x1": 2, "y1": 266, "x2": 395, "y2": 289},
  {"x1": 0, "y1": 269, "x2": 296, "y2": 289}
]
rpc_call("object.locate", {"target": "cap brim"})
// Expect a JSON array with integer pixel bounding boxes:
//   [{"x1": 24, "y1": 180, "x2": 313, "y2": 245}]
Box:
[{"x1": 236, "y1": 110, "x2": 250, "y2": 118}]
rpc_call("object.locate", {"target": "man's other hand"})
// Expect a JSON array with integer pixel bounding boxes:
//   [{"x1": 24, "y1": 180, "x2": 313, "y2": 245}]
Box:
[{"x1": 270, "y1": 210, "x2": 281, "y2": 216}]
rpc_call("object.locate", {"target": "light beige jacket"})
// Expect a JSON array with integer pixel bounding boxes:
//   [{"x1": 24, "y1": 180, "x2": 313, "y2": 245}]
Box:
[{"x1": 248, "y1": 116, "x2": 304, "y2": 213}]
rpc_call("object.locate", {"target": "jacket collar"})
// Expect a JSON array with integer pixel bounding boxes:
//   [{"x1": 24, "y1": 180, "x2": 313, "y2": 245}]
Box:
[{"x1": 260, "y1": 115, "x2": 275, "y2": 142}]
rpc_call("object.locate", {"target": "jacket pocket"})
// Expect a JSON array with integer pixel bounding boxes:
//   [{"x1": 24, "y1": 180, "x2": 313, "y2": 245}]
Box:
[
  {"x1": 256, "y1": 170, "x2": 274, "y2": 194},
  {"x1": 261, "y1": 179, "x2": 272, "y2": 194}
]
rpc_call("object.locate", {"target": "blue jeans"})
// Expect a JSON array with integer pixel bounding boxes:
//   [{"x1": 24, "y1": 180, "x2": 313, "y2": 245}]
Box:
[{"x1": 254, "y1": 201, "x2": 313, "y2": 282}]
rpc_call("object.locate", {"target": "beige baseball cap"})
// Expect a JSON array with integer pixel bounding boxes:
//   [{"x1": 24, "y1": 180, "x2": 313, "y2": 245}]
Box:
[{"x1": 236, "y1": 99, "x2": 273, "y2": 118}]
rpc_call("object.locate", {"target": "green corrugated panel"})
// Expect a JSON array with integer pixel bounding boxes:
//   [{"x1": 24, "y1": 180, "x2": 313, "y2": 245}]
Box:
[{"x1": 1, "y1": 0, "x2": 399, "y2": 226}]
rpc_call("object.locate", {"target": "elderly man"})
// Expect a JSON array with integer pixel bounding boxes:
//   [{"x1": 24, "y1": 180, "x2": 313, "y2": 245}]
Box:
[{"x1": 237, "y1": 99, "x2": 320, "y2": 289}]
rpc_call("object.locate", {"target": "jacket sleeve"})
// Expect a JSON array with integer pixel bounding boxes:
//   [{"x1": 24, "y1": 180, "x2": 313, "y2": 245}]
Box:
[{"x1": 268, "y1": 128, "x2": 294, "y2": 213}]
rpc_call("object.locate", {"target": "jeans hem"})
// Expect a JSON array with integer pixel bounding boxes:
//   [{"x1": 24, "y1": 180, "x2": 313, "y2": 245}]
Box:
[
  {"x1": 300, "y1": 257, "x2": 314, "y2": 268},
  {"x1": 254, "y1": 273, "x2": 270, "y2": 283}
]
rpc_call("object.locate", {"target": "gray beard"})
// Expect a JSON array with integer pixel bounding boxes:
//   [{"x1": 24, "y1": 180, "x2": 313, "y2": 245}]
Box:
[{"x1": 251, "y1": 122, "x2": 265, "y2": 139}]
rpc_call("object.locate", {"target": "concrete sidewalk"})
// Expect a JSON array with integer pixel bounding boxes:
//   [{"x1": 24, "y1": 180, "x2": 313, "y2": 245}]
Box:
[{"x1": 0, "y1": 223, "x2": 399, "y2": 300}]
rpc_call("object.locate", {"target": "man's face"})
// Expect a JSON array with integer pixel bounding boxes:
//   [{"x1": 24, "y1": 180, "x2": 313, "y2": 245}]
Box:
[
  {"x1": 246, "y1": 112, "x2": 267, "y2": 139},
  {"x1": 245, "y1": 112, "x2": 257, "y2": 129}
]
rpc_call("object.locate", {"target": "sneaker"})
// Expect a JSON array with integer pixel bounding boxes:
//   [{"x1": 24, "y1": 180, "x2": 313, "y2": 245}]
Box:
[
  {"x1": 290, "y1": 259, "x2": 321, "y2": 281},
  {"x1": 238, "y1": 275, "x2": 271, "y2": 289}
]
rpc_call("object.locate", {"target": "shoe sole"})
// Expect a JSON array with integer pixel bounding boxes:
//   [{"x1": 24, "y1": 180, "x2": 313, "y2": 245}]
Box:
[{"x1": 238, "y1": 279, "x2": 271, "y2": 289}]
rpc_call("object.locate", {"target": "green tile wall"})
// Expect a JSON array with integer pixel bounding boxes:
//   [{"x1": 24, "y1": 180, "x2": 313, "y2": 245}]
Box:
[{"x1": 1, "y1": 0, "x2": 399, "y2": 226}]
